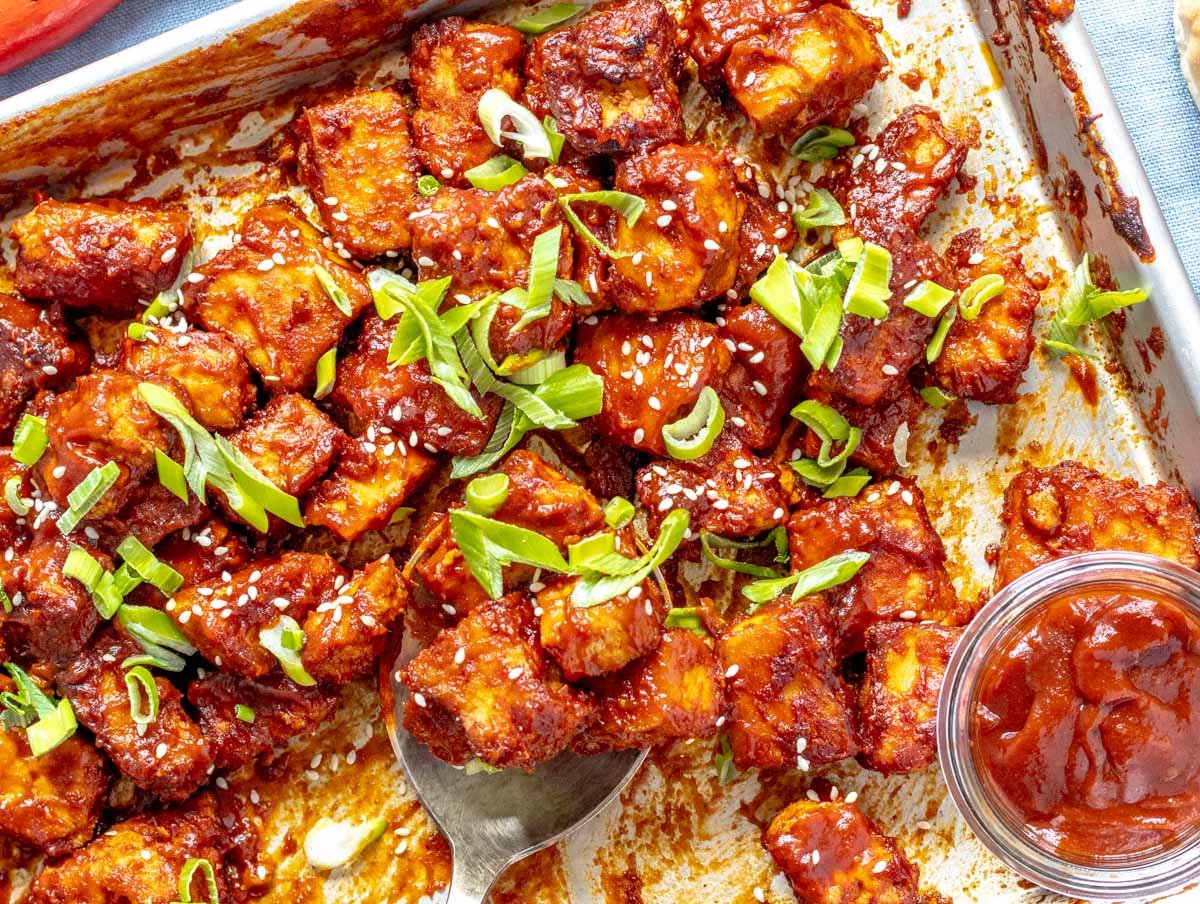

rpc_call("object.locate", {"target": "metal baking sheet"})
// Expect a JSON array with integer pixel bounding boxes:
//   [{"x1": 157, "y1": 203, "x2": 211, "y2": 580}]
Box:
[{"x1": 2, "y1": 0, "x2": 1199, "y2": 901}]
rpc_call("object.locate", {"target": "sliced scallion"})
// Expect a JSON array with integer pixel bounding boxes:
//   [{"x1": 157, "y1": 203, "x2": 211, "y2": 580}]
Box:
[
  {"x1": 919, "y1": 386, "x2": 956, "y2": 408},
  {"x1": 176, "y1": 857, "x2": 220, "y2": 904},
  {"x1": 4, "y1": 476, "x2": 28, "y2": 516},
  {"x1": 903, "y1": 280, "x2": 955, "y2": 318},
  {"x1": 1044, "y1": 254, "x2": 1148, "y2": 358},
  {"x1": 790, "y1": 126, "x2": 855, "y2": 162},
  {"x1": 116, "y1": 605, "x2": 196, "y2": 662},
  {"x1": 603, "y1": 496, "x2": 635, "y2": 530},
  {"x1": 925, "y1": 305, "x2": 958, "y2": 364},
  {"x1": 514, "y1": 3, "x2": 583, "y2": 33},
  {"x1": 124, "y1": 666, "x2": 159, "y2": 726},
  {"x1": 154, "y1": 449, "x2": 189, "y2": 503},
  {"x1": 56, "y1": 461, "x2": 120, "y2": 535},
  {"x1": 511, "y1": 226, "x2": 563, "y2": 332},
  {"x1": 715, "y1": 735, "x2": 737, "y2": 783},
  {"x1": 958, "y1": 274, "x2": 1006, "y2": 321},
  {"x1": 743, "y1": 550, "x2": 870, "y2": 610},
  {"x1": 464, "y1": 155, "x2": 528, "y2": 191},
  {"x1": 842, "y1": 242, "x2": 893, "y2": 320},
  {"x1": 1, "y1": 663, "x2": 76, "y2": 755},
  {"x1": 570, "y1": 509, "x2": 689, "y2": 608},
  {"x1": 450, "y1": 508, "x2": 572, "y2": 599},
  {"x1": 557, "y1": 191, "x2": 645, "y2": 259},
  {"x1": 116, "y1": 535, "x2": 184, "y2": 594},
  {"x1": 25, "y1": 698, "x2": 77, "y2": 757},
  {"x1": 304, "y1": 816, "x2": 389, "y2": 871},
  {"x1": 12, "y1": 414, "x2": 48, "y2": 467},
  {"x1": 822, "y1": 468, "x2": 872, "y2": 499},
  {"x1": 793, "y1": 189, "x2": 846, "y2": 231},
  {"x1": 235, "y1": 704, "x2": 256, "y2": 723},
  {"x1": 662, "y1": 387, "x2": 725, "y2": 461},
  {"x1": 699, "y1": 529, "x2": 785, "y2": 579},
  {"x1": 507, "y1": 350, "x2": 567, "y2": 386},
  {"x1": 664, "y1": 606, "x2": 709, "y2": 637},
  {"x1": 478, "y1": 89, "x2": 555, "y2": 160},
  {"x1": 465, "y1": 473, "x2": 511, "y2": 516},
  {"x1": 314, "y1": 347, "x2": 337, "y2": 400},
  {"x1": 63, "y1": 545, "x2": 123, "y2": 619},
  {"x1": 259, "y1": 616, "x2": 316, "y2": 687},
  {"x1": 313, "y1": 264, "x2": 354, "y2": 317},
  {"x1": 417, "y1": 175, "x2": 440, "y2": 197}
]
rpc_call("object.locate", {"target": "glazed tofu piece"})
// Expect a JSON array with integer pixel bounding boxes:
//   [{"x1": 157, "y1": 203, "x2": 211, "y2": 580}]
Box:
[
  {"x1": 684, "y1": 0, "x2": 815, "y2": 76},
  {"x1": 187, "y1": 670, "x2": 338, "y2": 771},
  {"x1": 183, "y1": 201, "x2": 371, "y2": 392},
  {"x1": 60, "y1": 630, "x2": 213, "y2": 802},
  {"x1": 718, "y1": 300, "x2": 807, "y2": 450},
  {"x1": 537, "y1": 573, "x2": 664, "y2": 681},
  {"x1": 523, "y1": 0, "x2": 684, "y2": 157},
  {"x1": 717, "y1": 596, "x2": 856, "y2": 770},
  {"x1": 227, "y1": 393, "x2": 342, "y2": 504},
  {"x1": 637, "y1": 433, "x2": 789, "y2": 537},
  {"x1": 811, "y1": 108, "x2": 968, "y2": 406},
  {"x1": 301, "y1": 555, "x2": 410, "y2": 685},
  {"x1": 0, "y1": 725, "x2": 108, "y2": 857},
  {"x1": 170, "y1": 551, "x2": 346, "y2": 679},
  {"x1": 409, "y1": 175, "x2": 575, "y2": 365},
  {"x1": 401, "y1": 593, "x2": 595, "y2": 771},
  {"x1": 731, "y1": 185, "x2": 798, "y2": 297},
  {"x1": 295, "y1": 88, "x2": 421, "y2": 258},
  {"x1": 788, "y1": 478, "x2": 962, "y2": 655},
  {"x1": 6, "y1": 535, "x2": 107, "y2": 666},
  {"x1": 142, "y1": 517, "x2": 252, "y2": 591},
  {"x1": 724, "y1": 6, "x2": 885, "y2": 139},
  {"x1": 764, "y1": 800, "x2": 922, "y2": 904},
  {"x1": 409, "y1": 17, "x2": 526, "y2": 183},
  {"x1": 120, "y1": 329, "x2": 256, "y2": 431},
  {"x1": 28, "y1": 794, "x2": 234, "y2": 904},
  {"x1": 11, "y1": 199, "x2": 192, "y2": 315},
  {"x1": 933, "y1": 229, "x2": 1040, "y2": 404},
  {"x1": 415, "y1": 450, "x2": 606, "y2": 614},
  {"x1": 606, "y1": 144, "x2": 744, "y2": 313},
  {"x1": 574, "y1": 311, "x2": 732, "y2": 455},
  {"x1": 331, "y1": 313, "x2": 502, "y2": 457},
  {"x1": 305, "y1": 432, "x2": 438, "y2": 541},
  {"x1": 0, "y1": 294, "x2": 88, "y2": 436},
  {"x1": 796, "y1": 384, "x2": 922, "y2": 477},
  {"x1": 995, "y1": 461, "x2": 1200, "y2": 589},
  {"x1": 0, "y1": 449, "x2": 31, "y2": 569},
  {"x1": 571, "y1": 629, "x2": 725, "y2": 754},
  {"x1": 856, "y1": 622, "x2": 960, "y2": 774}
]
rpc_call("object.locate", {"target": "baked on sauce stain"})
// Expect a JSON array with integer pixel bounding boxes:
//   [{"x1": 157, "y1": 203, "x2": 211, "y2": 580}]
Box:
[{"x1": 1066, "y1": 356, "x2": 1099, "y2": 406}]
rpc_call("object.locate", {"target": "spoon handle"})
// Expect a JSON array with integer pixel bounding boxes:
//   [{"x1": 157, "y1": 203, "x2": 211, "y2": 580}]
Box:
[{"x1": 444, "y1": 856, "x2": 500, "y2": 904}]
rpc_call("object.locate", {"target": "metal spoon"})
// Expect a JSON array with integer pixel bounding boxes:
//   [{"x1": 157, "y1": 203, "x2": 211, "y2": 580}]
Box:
[{"x1": 384, "y1": 648, "x2": 647, "y2": 904}]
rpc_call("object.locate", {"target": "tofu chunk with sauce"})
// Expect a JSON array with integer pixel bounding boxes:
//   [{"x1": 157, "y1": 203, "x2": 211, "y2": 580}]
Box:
[
  {"x1": 0, "y1": 293, "x2": 89, "y2": 437},
  {"x1": 226, "y1": 393, "x2": 343, "y2": 502},
  {"x1": 11, "y1": 199, "x2": 192, "y2": 315},
  {"x1": 684, "y1": 0, "x2": 817, "y2": 77}
]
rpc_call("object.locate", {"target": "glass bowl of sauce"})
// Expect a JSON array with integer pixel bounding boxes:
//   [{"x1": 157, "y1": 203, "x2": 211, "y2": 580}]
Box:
[{"x1": 938, "y1": 551, "x2": 1200, "y2": 900}]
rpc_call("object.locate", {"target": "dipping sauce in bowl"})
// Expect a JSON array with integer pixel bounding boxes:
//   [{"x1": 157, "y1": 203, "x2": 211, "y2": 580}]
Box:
[{"x1": 939, "y1": 552, "x2": 1200, "y2": 900}]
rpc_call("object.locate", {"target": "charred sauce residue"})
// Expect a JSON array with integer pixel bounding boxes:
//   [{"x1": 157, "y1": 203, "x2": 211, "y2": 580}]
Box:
[{"x1": 975, "y1": 584, "x2": 1200, "y2": 858}]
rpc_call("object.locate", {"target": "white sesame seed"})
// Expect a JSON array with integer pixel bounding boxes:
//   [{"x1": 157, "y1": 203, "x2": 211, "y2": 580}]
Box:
[
  {"x1": 685, "y1": 170, "x2": 703, "y2": 182},
  {"x1": 155, "y1": 742, "x2": 168, "y2": 759},
  {"x1": 658, "y1": 497, "x2": 673, "y2": 512},
  {"x1": 507, "y1": 667, "x2": 524, "y2": 680},
  {"x1": 899, "y1": 609, "x2": 917, "y2": 620},
  {"x1": 703, "y1": 239, "x2": 720, "y2": 251},
  {"x1": 454, "y1": 647, "x2": 466, "y2": 665},
  {"x1": 753, "y1": 888, "x2": 765, "y2": 902},
  {"x1": 656, "y1": 214, "x2": 672, "y2": 228},
  {"x1": 648, "y1": 396, "x2": 662, "y2": 411},
  {"x1": 413, "y1": 693, "x2": 427, "y2": 708},
  {"x1": 256, "y1": 259, "x2": 274, "y2": 272},
  {"x1": 633, "y1": 428, "x2": 645, "y2": 444},
  {"x1": 968, "y1": 251, "x2": 985, "y2": 265},
  {"x1": 725, "y1": 664, "x2": 739, "y2": 678},
  {"x1": 901, "y1": 489, "x2": 914, "y2": 506},
  {"x1": 51, "y1": 465, "x2": 66, "y2": 479},
  {"x1": 772, "y1": 507, "x2": 785, "y2": 520},
  {"x1": 881, "y1": 364, "x2": 899, "y2": 376}
]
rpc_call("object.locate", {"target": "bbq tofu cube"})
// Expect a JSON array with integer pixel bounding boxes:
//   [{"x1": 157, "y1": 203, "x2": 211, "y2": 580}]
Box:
[
  {"x1": 7, "y1": 535, "x2": 107, "y2": 666},
  {"x1": 227, "y1": 393, "x2": 342, "y2": 503},
  {"x1": 301, "y1": 555, "x2": 409, "y2": 685},
  {"x1": 0, "y1": 719, "x2": 108, "y2": 857},
  {"x1": 0, "y1": 293, "x2": 88, "y2": 436},
  {"x1": 717, "y1": 596, "x2": 856, "y2": 770},
  {"x1": 331, "y1": 313, "x2": 501, "y2": 456},
  {"x1": 796, "y1": 384, "x2": 923, "y2": 477},
  {"x1": 295, "y1": 88, "x2": 421, "y2": 258},
  {"x1": 638, "y1": 433, "x2": 788, "y2": 538},
  {"x1": 857, "y1": 622, "x2": 960, "y2": 774},
  {"x1": 11, "y1": 199, "x2": 192, "y2": 315},
  {"x1": 788, "y1": 478, "x2": 962, "y2": 655},
  {"x1": 933, "y1": 229, "x2": 1041, "y2": 404},
  {"x1": 684, "y1": 0, "x2": 813, "y2": 76},
  {"x1": 305, "y1": 432, "x2": 438, "y2": 541},
  {"x1": 187, "y1": 671, "x2": 338, "y2": 771},
  {"x1": 183, "y1": 201, "x2": 371, "y2": 392},
  {"x1": 537, "y1": 573, "x2": 664, "y2": 681},
  {"x1": 408, "y1": 175, "x2": 575, "y2": 365},
  {"x1": 572, "y1": 628, "x2": 725, "y2": 754},
  {"x1": 401, "y1": 593, "x2": 595, "y2": 771},
  {"x1": 605, "y1": 144, "x2": 744, "y2": 313},
  {"x1": 995, "y1": 461, "x2": 1200, "y2": 589},
  {"x1": 409, "y1": 17, "x2": 526, "y2": 183},
  {"x1": 574, "y1": 311, "x2": 732, "y2": 455},
  {"x1": 169, "y1": 552, "x2": 346, "y2": 679},
  {"x1": 28, "y1": 794, "x2": 234, "y2": 904},
  {"x1": 415, "y1": 450, "x2": 606, "y2": 614},
  {"x1": 764, "y1": 800, "x2": 922, "y2": 904},
  {"x1": 724, "y1": 6, "x2": 885, "y2": 139},
  {"x1": 60, "y1": 630, "x2": 213, "y2": 802},
  {"x1": 523, "y1": 0, "x2": 684, "y2": 158},
  {"x1": 730, "y1": 186, "x2": 798, "y2": 297},
  {"x1": 811, "y1": 108, "x2": 967, "y2": 406},
  {"x1": 120, "y1": 329, "x2": 256, "y2": 431}
]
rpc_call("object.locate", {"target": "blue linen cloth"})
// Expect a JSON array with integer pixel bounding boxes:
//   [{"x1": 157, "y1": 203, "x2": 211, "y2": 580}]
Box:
[{"x1": 1, "y1": 0, "x2": 1198, "y2": 290}]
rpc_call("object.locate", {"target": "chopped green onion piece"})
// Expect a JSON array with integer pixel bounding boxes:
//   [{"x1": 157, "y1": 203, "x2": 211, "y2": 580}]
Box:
[
  {"x1": 124, "y1": 666, "x2": 159, "y2": 726},
  {"x1": 790, "y1": 399, "x2": 861, "y2": 472},
  {"x1": 465, "y1": 473, "x2": 511, "y2": 516},
  {"x1": 750, "y1": 254, "x2": 805, "y2": 337},
  {"x1": 214, "y1": 435, "x2": 305, "y2": 528},
  {"x1": 664, "y1": 606, "x2": 709, "y2": 637},
  {"x1": 0, "y1": 585, "x2": 9, "y2": 614},
  {"x1": 122, "y1": 648, "x2": 187, "y2": 673},
  {"x1": 314, "y1": 347, "x2": 337, "y2": 400},
  {"x1": 116, "y1": 535, "x2": 184, "y2": 594},
  {"x1": 4, "y1": 476, "x2": 28, "y2": 516},
  {"x1": 12, "y1": 414, "x2": 48, "y2": 467},
  {"x1": 511, "y1": 226, "x2": 563, "y2": 332},
  {"x1": 715, "y1": 735, "x2": 738, "y2": 783},
  {"x1": 920, "y1": 386, "x2": 956, "y2": 409},
  {"x1": 570, "y1": 509, "x2": 689, "y2": 608},
  {"x1": 417, "y1": 175, "x2": 440, "y2": 196},
  {"x1": 26, "y1": 698, "x2": 77, "y2": 757},
  {"x1": 544, "y1": 116, "x2": 565, "y2": 163},
  {"x1": 56, "y1": 461, "x2": 120, "y2": 535},
  {"x1": 464, "y1": 757, "x2": 503, "y2": 774},
  {"x1": 553, "y1": 278, "x2": 590, "y2": 307},
  {"x1": 507, "y1": 350, "x2": 567, "y2": 385},
  {"x1": 176, "y1": 857, "x2": 220, "y2": 904},
  {"x1": 304, "y1": 816, "x2": 389, "y2": 871},
  {"x1": 843, "y1": 242, "x2": 893, "y2": 320},
  {"x1": 823, "y1": 468, "x2": 872, "y2": 499},
  {"x1": 450, "y1": 508, "x2": 572, "y2": 599},
  {"x1": 1044, "y1": 254, "x2": 1148, "y2": 358},
  {"x1": 958, "y1": 274, "x2": 1006, "y2": 321},
  {"x1": 235, "y1": 704, "x2": 256, "y2": 723},
  {"x1": 903, "y1": 280, "x2": 955, "y2": 318},
  {"x1": 112, "y1": 563, "x2": 143, "y2": 598},
  {"x1": 743, "y1": 550, "x2": 870, "y2": 609},
  {"x1": 567, "y1": 531, "x2": 619, "y2": 571},
  {"x1": 514, "y1": 2, "x2": 583, "y2": 32},
  {"x1": 557, "y1": 191, "x2": 645, "y2": 259},
  {"x1": 259, "y1": 616, "x2": 316, "y2": 687},
  {"x1": 793, "y1": 189, "x2": 846, "y2": 230},
  {"x1": 478, "y1": 88, "x2": 555, "y2": 160},
  {"x1": 790, "y1": 126, "x2": 855, "y2": 162},
  {"x1": 153, "y1": 449, "x2": 189, "y2": 503},
  {"x1": 1, "y1": 663, "x2": 77, "y2": 755},
  {"x1": 464, "y1": 155, "x2": 528, "y2": 191},
  {"x1": 603, "y1": 496, "x2": 635, "y2": 530},
  {"x1": 126, "y1": 322, "x2": 152, "y2": 341},
  {"x1": 116, "y1": 605, "x2": 196, "y2": 658},
  {"x1": 662, "y1": 387, "x2": 725, "y2": 461},
  {"x1": 63, "y1": 545, "x2": 104, "y2": 591},
  {"x1": 925, "y1": 305, "x2": 958, "y2": 364},
  {"x1": 313, "y1": 264, "x2": 354, "y2": 317},
  {"x1": 699, "y1": 530, "x2": 783, "y2": 579}
]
